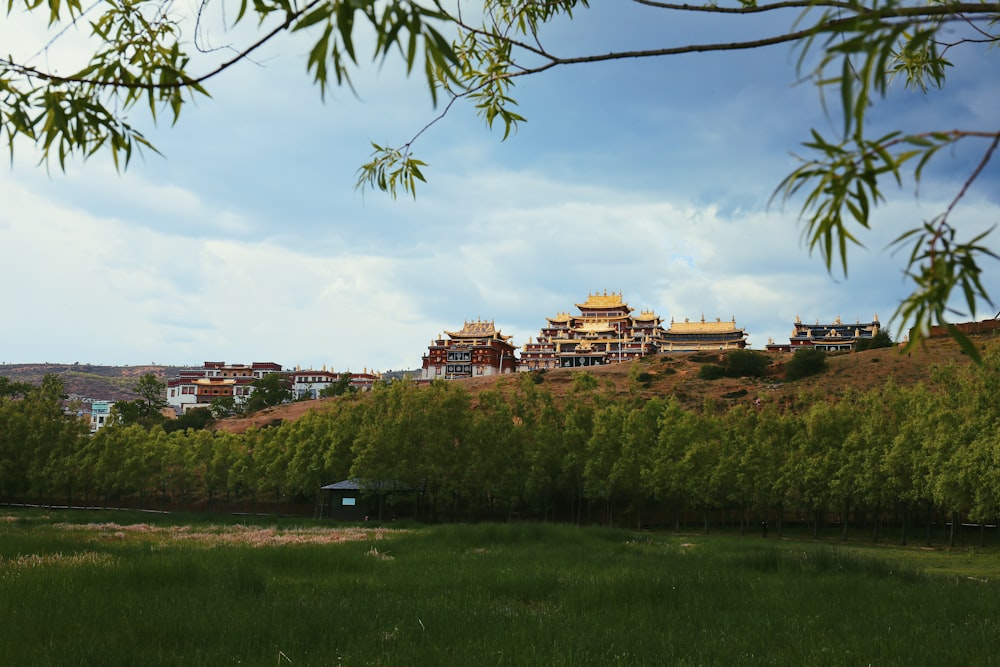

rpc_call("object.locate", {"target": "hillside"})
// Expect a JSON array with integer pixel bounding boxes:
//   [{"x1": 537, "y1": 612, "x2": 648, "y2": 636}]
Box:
[
  {"x1": 0, "y1": 363, "x2": 183, "y2": 402},
  {"x1": 213, "y1": 335, "x2": 987, "y2": 433}
]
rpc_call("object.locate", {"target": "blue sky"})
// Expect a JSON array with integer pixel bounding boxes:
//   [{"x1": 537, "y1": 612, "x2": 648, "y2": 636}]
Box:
[{"x1": 1, "y1": 2, "x2": 997, "y2": 373}]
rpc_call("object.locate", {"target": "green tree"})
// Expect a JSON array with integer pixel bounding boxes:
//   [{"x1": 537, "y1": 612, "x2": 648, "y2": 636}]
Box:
[
  {"x1": 784, "y1": 347, "x2": 828, "y2": 380},
  {"x1": 163, "y1": 406, "x2": 214, "y2": 433},
  {"x1": 244, "y1": 373, "x2": 293, "y2": 413},
  {"x1": 134, "y1": 372, "x2": 168, "y2": 414},
  {"x1": 319, "y1": 373, "x2": 356, "y2": 398},
  {"x1": 722, "y1": 349, "x2": 771, "y2": 379},
  {"x1": 583, "y1": 401, "x2": 629, "y2": 527},
  {"x1": 4, "y1": 1, "x2": 996, "y2": 345},
  {"x1": 210, "y1": 396, "x2": 240, "y2": 419},
  {"x1": 0, "y1": 376, "x2": 33, "y2": 398},
  {"x1": 854, "y1": 329, "x2": 894, "y2": 352},
  {"x1": 111, "y1": 372, "x2": 168, "y2": 428}
]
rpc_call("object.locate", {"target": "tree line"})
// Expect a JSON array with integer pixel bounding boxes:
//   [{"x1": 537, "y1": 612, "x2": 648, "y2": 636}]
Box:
[{"x1": 1, "y1": 343, "x2": 998, "y2": 545}]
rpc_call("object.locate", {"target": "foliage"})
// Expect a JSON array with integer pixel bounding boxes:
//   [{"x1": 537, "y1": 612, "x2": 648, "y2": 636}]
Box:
[
  {"x1": 162, "y1": 407, "x2": 213, "y2": 433},
  {"x1": 133, "y1": 372, "x2": 167, "y2": 412},
  {"x1": 724, "y1": 349, "x2": 770, "y2": 378},
  {"x1": 698, "y1": 363, "x2": 727, "y2": 380},
  {"x1": 784, "y1": 347, "x2": 828, "y2": 380},
  {"x1": 243, "y1": 373, "x2": 292, "y2": 413},
  {"x1": 0, "y1": 376, "x2": 33, "y2": 398},
  {"x1": 318, "y1": 372, "x2": 356, "y2": 398},
  {"x1": 111, "y1": 372, "x2": 169, "y2": 428},
  {"x1": 3, "y1": 343, "x2": 1000, "y2": 539},
  {"x1": 209, "y1": 395, "x2": 239, "y2": 419},
  {"x1": 698, "y1": 350, "x2": 770, "y2": 380},
  {"x1": 854, "y1": 329, "x2": 893, "y2": 352}
]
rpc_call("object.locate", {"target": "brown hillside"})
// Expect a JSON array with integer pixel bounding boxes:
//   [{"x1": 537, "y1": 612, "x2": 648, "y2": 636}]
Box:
[
  {"x1": 213, "y1": 335, "x2": 988, "y2": 434},
  {"x1": 0, "y1": 363, "x2": 182, "y2": 402}
]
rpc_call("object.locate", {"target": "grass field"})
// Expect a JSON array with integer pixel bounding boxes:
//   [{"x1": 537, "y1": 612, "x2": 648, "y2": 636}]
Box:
[{"x1": 1, "y1": 510, "x2": 997, "y2": 666}]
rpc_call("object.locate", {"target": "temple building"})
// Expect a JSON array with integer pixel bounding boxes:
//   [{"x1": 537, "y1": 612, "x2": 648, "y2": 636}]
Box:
[
  {"x1": 166, "y1": 361, "x2": 284, "y2": 412},
  {"x1": 291, "y1": 367, "x2": 381, "y2": 399},
  {"x1": 421, "y1": 319, "x2": 518, "y2": 381},
  {"x1": 518, "y1": 291, "x2": 667, "y2": 371},
  {"x1": 766, "y1": 315, "x2": 881, "y2": 352},
  {"x1": 660, "y1": 315, "x2": 748, "y2": 352}
]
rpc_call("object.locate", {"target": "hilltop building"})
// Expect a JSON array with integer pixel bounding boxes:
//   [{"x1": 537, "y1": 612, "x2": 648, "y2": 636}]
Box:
[
  {"x1": 166, "y1": 361, "x2": 284, "y2": 412},
  {"x1": 421, "y1": 319, "x2": 518, "y2": 381},
  {"x1": 766, "y1": 315, "x2": 881, "y2": 352},
  {"x1": 519, "y1": 291, "x2": 667, "y2": 371},
  {"x1": 661, "y1": 315, "x2": 748, "y2": 352},
  {"x1": 291, "y1": 368, "x2": 381, "y2": 399}
]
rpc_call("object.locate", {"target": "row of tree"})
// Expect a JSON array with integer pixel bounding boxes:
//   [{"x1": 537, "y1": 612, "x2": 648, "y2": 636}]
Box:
[{"x1": 1, "y1": 344, "x2": 997, "y2": 544}]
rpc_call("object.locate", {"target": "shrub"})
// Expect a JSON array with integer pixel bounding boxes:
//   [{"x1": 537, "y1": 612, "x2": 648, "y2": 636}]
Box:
[
  {"x1": 723, "y1": 349, "x2": 770, "y2": 378},
  {"x1": 785, "y1": 348, "x2": 827, "y2": 380},
  {"x1": 855, "y1": 329, "x2": 893, "y2": 351},
  {"x1": 698, "y1": 364, "x2": 726, "y2": 380}
]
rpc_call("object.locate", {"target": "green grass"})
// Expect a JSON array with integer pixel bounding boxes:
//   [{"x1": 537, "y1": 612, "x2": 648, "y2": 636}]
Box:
[{"x1": 1, "y1": 510, "x2": 998, "y2": 666}]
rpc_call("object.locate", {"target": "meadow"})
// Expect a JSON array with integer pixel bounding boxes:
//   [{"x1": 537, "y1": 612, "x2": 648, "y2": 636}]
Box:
[{"x1": 1, "y1": 510, "x2": 997, "y2": 666}]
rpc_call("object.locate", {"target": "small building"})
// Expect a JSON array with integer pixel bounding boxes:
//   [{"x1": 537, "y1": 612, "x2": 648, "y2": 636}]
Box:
[
  {"x1": 90, "y1": 400, "x2": 112, "y2": 433},
  {"x1": 320, "y1": 479, "x2": 418, "y2": 521},
  {"x1": 767, "y1": 315, "x2": 881, "y2": 352},
  {"x1": 422, "y1": 319, "x2": 518, "y2": 381},
  {"x1": 291, "y1": 367, "x2": 381, "y2": 399},
  {"x1": 661, "y1": 315, "x2": 748, "y2": 352}
]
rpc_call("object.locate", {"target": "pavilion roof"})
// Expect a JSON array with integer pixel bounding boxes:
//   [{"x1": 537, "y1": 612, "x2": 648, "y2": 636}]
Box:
[
  {"x1": 577, "y1": 290, "x2": 630, "y2": 311},
  {"x1": 667, "y1": 316, "x2": 744, "y2": 334}
]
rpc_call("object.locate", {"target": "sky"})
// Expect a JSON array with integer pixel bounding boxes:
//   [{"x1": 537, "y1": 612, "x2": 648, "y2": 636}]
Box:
[{"x1": 1, "y1": 2, "x2": 998, "y2": 373}]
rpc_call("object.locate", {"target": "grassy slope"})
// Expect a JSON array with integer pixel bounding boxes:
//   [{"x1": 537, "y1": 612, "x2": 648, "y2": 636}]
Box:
[{"x1": 214, "y1": 334, "x2": 986, "y2": 433}]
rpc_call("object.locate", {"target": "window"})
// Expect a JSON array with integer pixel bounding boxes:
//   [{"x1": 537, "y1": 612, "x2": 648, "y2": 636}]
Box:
[{"x1": 342, "y1": 497, "x2": 356, "y2": 506}]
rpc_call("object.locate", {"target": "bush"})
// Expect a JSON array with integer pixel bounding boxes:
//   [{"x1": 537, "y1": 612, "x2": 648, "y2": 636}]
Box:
[
  {"x1": 785, "y1": 348, "x2": 827, "y2": 380},
  {"x1": 698, "y1": 364, "x2": 726, "y2": 380},
  {"x1": 163, "y1": 407, "x2": 214, "y2": 433},
  {"x1": 855, "y1": 329, "x2": 893, "y2": 351},
  {"x1": 723, "y1": 349, "x2": 770, "y2": 378}
]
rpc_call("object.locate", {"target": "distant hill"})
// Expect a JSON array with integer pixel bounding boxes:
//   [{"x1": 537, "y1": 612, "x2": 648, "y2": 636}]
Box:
[{"x1": 0, "y1": 363, "x2": 185, "y2": 403}]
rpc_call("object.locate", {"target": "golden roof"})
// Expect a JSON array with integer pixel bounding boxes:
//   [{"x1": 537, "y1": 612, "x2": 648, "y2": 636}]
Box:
[
  {"x1": 667, "y1": 316, "x2": 743, "y2": 333},
  {"x1": 445, "y1": 319, "x2": 512, "y2": 342},
  {"x1": 577, "y1": 290, "x2": 630, "y2": 311},
  {"x1": 547, "y1": 312, "x2": 573, "y2": 323},
  {"x1": 194, "y1": 377, "x2": 236, "y2": 386}
]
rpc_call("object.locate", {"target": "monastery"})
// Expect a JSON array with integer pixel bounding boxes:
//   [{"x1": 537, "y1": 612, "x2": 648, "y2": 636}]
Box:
[
  {"x1": 766, "y1": 315, "x2": 881, "y2": 352},
  {"x1": 660, "y1": 315, "x2": 748, "y2": 352},
  {"x1": 421, "y1": 319, "x2": 518, "y2": 381},
  {"x1": 518, "y1": 291, "x2": 667, "y2": 371}
]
